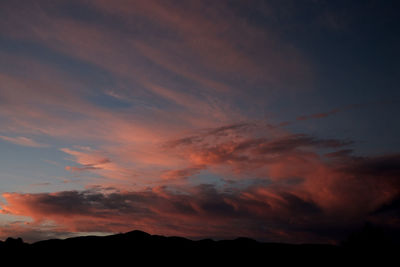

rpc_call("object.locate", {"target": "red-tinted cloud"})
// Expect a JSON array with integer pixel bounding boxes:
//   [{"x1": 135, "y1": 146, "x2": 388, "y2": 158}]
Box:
[
  {"x1": 2, "y1": 150, "x2": 399, "y2": 243},
  {"x1": 161, "y1": 165, "x2": 205, "y2": 180}
]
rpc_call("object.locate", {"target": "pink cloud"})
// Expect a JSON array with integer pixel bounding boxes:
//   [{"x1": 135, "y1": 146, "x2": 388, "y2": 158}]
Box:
[
  {"x1": 1, "y1": 121, "x2": 399, "y2": 242},
  {"x1": 161, "y1": 165, "x2": 205, "y2": 180},
  {"x1": 0, "y1": 0, "x2": 312, "y2": 122},
  {"x1": 1, "y1": 155, "x2": 398, "y2": 243}
]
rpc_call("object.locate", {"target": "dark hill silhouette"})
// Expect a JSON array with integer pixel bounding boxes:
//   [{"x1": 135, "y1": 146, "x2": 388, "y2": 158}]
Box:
[{"x1": 0, "y1": 229, "x2": 397, "y2": 264}]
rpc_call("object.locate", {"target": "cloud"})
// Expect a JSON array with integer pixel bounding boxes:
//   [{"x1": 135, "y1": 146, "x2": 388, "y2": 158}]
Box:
[
  {"x1": 296, "y1": 99, "x2": 399, "y2": 122},
  {"x1": 0, "y1": 0, "x2": 315, "y2": 191},
  {"x1": 65, "y1": 165, "x2": 102, "y2": 172},
  {"x1": 1, "y1": 152, "x2": 399, "y2": 243},
  {"x1": 0, "y1": 120, "x2": 391, "y2": 244},
  {"x1": 160, "y1": 125, "x2": 400, "y2": 221},
  {"x1": 59, "y1": 147, "x2": 140, "y2": 182},
  {"x1": 164, "y1": 126, "x2": 353, "y2": 173},
  {"x1": 61, "y1": 148, "x2": 111, "y2": 170},
  {"x1": 2, "y1": 131, "x2": 400, "y2": 242},
  {"x1": 164, "y1": 122, "x2": 255, "y2": 148},
  {"x1": 0, "y1": 0, "x2": 312, "y2": 130},
  {"x1": 373, "y1": 195, "x2": 400, "y2": 216},
  {"x1": 0, "y1": 135, "x2": 47, "y2": 148},
  {"x1": 340, "y1": 153, "x2": 400, "y2": 177},
  {"x1": 161, "y1": 165, "x2": 205, "y2": 180},
  {"x1": 324, "y1": 149, "x2": 354, "y2": 158},
  {"x1": 296, "y1": 109, "x2": 342, "y2": 121},
  {"x1": 0, "y1": 186, "x2": 325, "y2": 242},
  {"x1": 104, "y1": 90, "x2": 126, "y2": 101},
  {"x1": 1, "y1": 122, "x2": 399, "y2": 243},
  {"x1": 253, "y1": 134, "x2": 353, "y2": 154},
  {"x1": 85, "y1": 0, "x2": 312, "y2": 89},
  {"x1": 165, "y1": 122, "x2": 254, "y2": 148}
]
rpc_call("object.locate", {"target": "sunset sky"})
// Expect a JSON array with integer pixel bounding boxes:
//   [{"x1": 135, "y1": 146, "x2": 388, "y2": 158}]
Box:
[{"x1": 0, "y1": 0, "x2": 399, "y2": 243}]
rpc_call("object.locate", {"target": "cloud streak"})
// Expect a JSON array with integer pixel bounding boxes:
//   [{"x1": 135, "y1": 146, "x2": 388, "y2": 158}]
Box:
[{"x1": 0, "y1": 135, "x2": 47, "y2": 148}]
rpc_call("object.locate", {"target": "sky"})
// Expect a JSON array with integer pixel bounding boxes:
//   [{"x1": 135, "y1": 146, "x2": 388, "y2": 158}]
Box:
[{"x1": 0, "y1": 0, "x2": 399, "y2": 244}]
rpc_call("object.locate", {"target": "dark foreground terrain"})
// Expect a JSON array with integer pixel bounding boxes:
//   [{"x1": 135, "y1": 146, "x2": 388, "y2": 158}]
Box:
[{"x1": 0, "y1": 230, "x2": 397, "y2": 265}]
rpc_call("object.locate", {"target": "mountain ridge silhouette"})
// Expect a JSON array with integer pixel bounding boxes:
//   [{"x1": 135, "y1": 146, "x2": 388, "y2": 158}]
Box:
[{"x1": 0, "y1": 229, "x2": 397, "y2": 264}]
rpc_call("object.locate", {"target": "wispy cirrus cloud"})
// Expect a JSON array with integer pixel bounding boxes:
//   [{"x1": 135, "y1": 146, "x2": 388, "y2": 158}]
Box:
[{"x1": 0, "y1": 135, "x2": 47, "y2": 148}]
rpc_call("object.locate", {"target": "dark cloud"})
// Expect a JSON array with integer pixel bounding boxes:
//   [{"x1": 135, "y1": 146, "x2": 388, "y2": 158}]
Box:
[
  {"x1": 165, "y1": 123, "x2": 253, "y2": 148},
  {"x1": 253, "y1": 134, "x2": 353, "y2": 155},
  {"x1": 297, "y1": 108, "x2": 341, "y2": 121},
  {"x1": 0, "y1": 184, "x2": 331, "y2": 242},
  {"x1": 342, "y1": 154, "x2": 400, "y2": 177},
  {"x1": 204, "y1": 123, "x2": 255, "y2": 137},
  {"x1": 324, "y1": 149, "x2": 354, "y2": 158},
  {"x1": 166, "y1": 130, "x2": 354, "y2": 170},
  {"x1": 165, "y1": 135, "x2": 203, "y2": 148},
  {"x1": 372, "y1": 195, "x2": 400, "y2": 217},
  {"x1": 279, "y1": 192, "x2": 322, "y2": 215}
]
